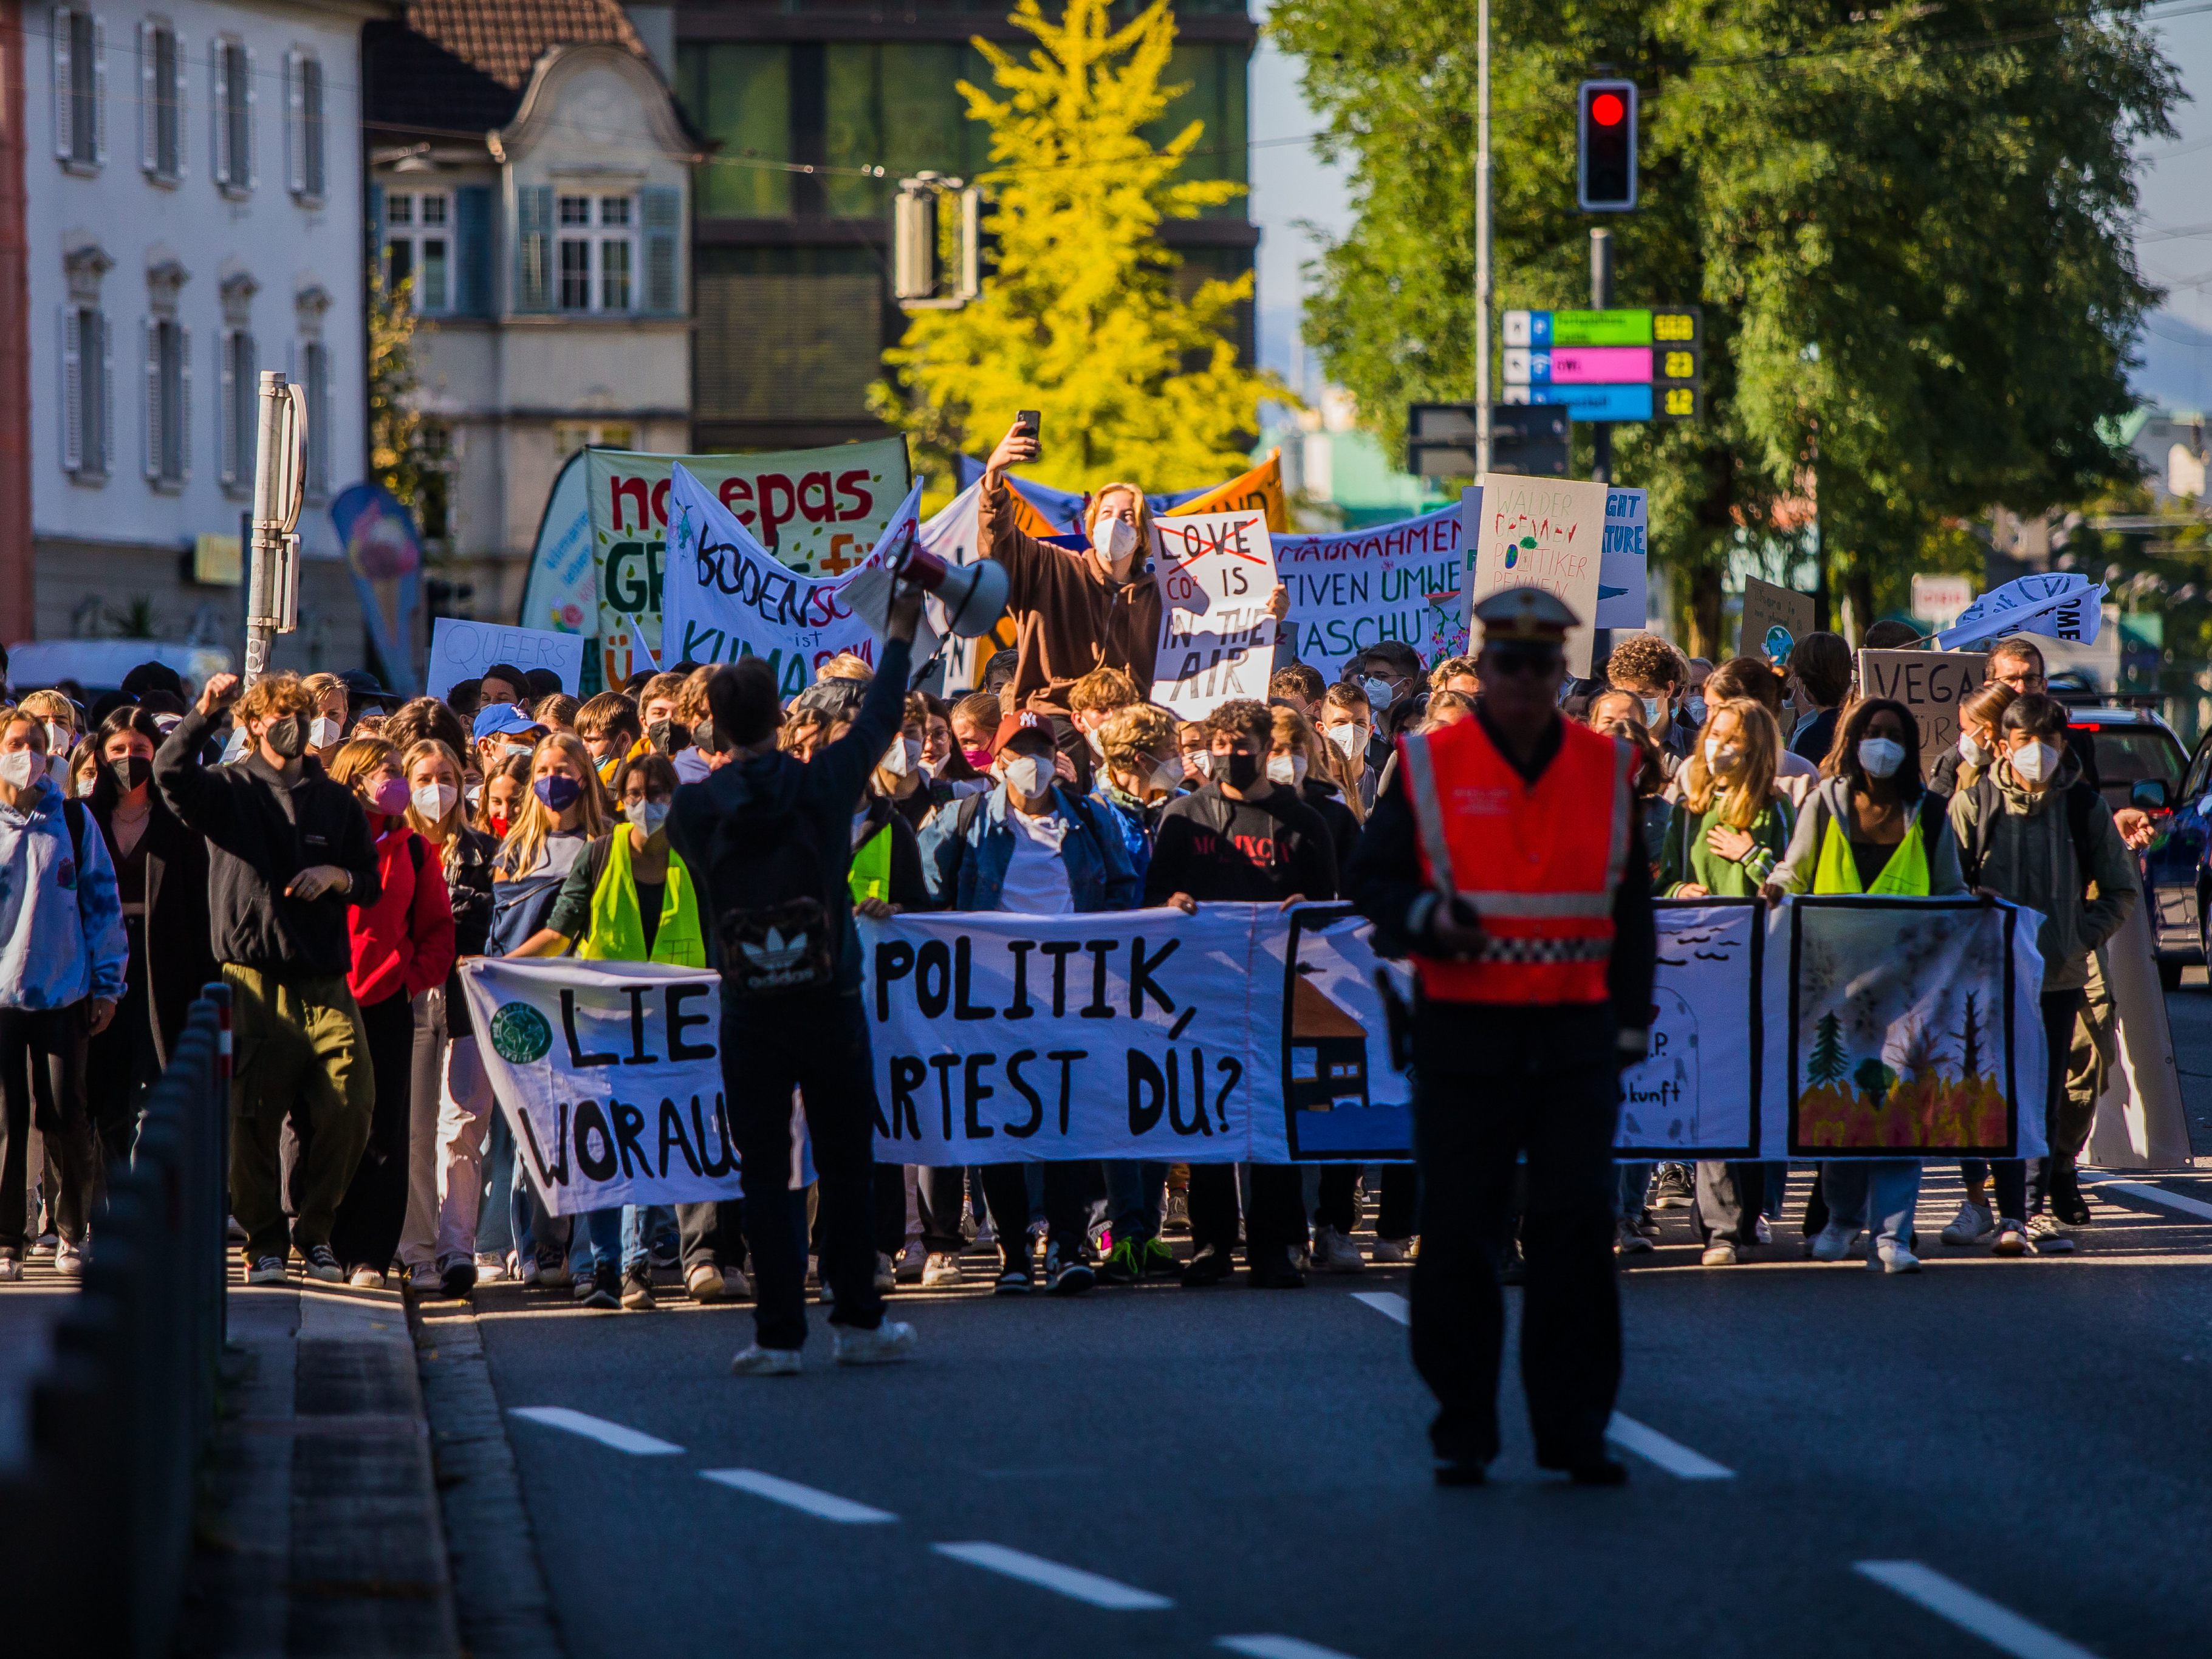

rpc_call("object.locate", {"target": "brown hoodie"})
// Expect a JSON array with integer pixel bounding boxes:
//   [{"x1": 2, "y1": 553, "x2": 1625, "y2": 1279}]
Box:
[{"x1": 976, "y1": 469, "x2": 1160, "y2": 708}]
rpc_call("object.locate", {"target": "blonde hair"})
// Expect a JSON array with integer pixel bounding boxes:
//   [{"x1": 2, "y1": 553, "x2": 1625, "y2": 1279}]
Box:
[
  {"x1": 400, "y1": 739, "x2": 469, "y2": 876},
  {"x1": 327, "y1": 734, "x2": 398, "y2": 792},
  {"x1": 235, "y1": 672, "x2": 314, "y2": 725},
  {"x1": 1087, "y1": 484, "x2": 1156, "y2": 547},
  {"x1": 1098, "y1": 703, "x2": 1177, "y2": 768},
  {"x1": 19, "y1": 689, "x2": 74, "y2": 726},
  {"x1": 301, "y1": 671, "x2": 347, "y2": 706},
  {"x1": 1680, "y1": 698, "x2": 1780, "y2": 829},
  {"x1": 496, "y1": 731, "x2": 608, "y2": 879},
  {"x1": 0, "y1": 706, "x2": 48, "y2": 752}
]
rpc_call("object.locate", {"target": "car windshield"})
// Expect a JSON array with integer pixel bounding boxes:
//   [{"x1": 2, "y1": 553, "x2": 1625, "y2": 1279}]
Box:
[{"x1": 2073, "y1": 723, "x2": 2184, "y2": 811}]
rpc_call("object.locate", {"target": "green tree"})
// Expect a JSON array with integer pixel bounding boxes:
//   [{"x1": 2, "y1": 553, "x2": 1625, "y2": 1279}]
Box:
[
  {"x1": 1269, "y1": 0, "x2": 2177, "y2": 653},
  {"x1": 869, "y1": 0, "x2": 1285, "y2": 493},
  {"x1": 1807, "y1": 1010, "x2": 1847, "y2": 1086}
]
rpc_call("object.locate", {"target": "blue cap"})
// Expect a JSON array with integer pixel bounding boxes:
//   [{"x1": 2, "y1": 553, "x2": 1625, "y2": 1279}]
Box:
[{"x1": 471, "y1": 702, "x2": 544, "y2": 742}]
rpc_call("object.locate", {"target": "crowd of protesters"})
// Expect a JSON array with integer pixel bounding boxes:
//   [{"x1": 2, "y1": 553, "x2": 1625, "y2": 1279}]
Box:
[{"x1": 0, "y1": 426, "x2": 2155, "y2": 1322}]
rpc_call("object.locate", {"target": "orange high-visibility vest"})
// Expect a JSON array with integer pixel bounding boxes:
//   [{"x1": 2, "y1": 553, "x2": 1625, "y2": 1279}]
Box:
[{"x1": 1399, "y1": 714, "x2": 1635, "y2": 1004}]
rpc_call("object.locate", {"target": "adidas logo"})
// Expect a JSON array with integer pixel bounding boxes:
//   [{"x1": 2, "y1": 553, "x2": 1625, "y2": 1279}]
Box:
[{"x1": 740, "y1": 926, "x2": 811, "y2": 973}]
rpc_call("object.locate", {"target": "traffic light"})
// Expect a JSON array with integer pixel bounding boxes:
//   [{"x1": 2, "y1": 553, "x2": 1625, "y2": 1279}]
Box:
[{"x1": 1577, "y1": 80, "x2": 1637, "y2": 211}]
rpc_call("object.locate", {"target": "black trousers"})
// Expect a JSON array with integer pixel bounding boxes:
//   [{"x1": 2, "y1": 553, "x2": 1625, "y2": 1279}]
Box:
[
  {"x1": 329, "y1": 991, "x2": 416, "y2": 1274},
  {"x1": 1410, "y1": 999, "x2": 1620, "y2": 1469},
  {"x1": 84, "y1": 914, "x2": 161, "y2": 1175},
  {"x1": 0, "y1": 1005, "x2": 95, "y2": 1251},
  {"x1": 980, "y1": 1161, "x2": 1090, "y2": 1259},
  {"x1": 1188, "y1": 1163, "x2": 1307, "y2": 1257},
  {"x1": 916, "y1": 1166, "x2": 967, "y2": 1254},
  {"x1": 1377, "y1": 1164, "x2": 1417, "y2": 1240},
  {"x1": 725, "y1": 991, "x2": 882, "y2": 1349}
]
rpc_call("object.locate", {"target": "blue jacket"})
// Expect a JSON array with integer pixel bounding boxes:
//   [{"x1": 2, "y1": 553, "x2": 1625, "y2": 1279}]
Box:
[
  {"x1": 919, "y1": 782, "x2": 1139, "y2": 914},
  {"x1": 0, "y1": 779, "x2": 128, "y2": 1010}
]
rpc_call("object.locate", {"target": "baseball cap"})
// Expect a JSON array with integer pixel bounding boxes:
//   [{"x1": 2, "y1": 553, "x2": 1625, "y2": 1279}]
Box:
[
  {"x1": 471, "y1": 702, "x2": 546, "y2": 742},
  {"x1": 990, "y1": 710, "x2": 1056, "y2": 755}
]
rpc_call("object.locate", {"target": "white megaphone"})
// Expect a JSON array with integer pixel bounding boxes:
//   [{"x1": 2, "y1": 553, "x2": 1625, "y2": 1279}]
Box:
[{"x1": 845, "y1": 518, "x2": 1010, "y2": 638}]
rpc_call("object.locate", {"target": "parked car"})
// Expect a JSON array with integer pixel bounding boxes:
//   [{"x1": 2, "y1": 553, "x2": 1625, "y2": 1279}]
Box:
[{"x1": 2061, "y1": 705, "x2": 2195, "y2": 988}]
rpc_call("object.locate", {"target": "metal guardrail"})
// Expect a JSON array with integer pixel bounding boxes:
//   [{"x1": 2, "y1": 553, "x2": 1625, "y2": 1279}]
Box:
[{"x1": 0, "y1": 982, "x2": 231, "y2": 1659}]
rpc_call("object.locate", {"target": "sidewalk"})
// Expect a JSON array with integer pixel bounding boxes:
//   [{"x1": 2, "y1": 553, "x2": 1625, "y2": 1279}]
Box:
[
  {"x1": 0, "y1": 1262, "x2": 75, "y2": 1465},
  {"x1": 177, "y1": 1274, "x2": 460, "y2": 1659}
]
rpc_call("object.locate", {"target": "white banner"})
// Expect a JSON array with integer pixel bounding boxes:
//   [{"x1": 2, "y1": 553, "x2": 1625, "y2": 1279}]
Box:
[
  {"x1": 1150, "y1": 510, "x2": 1280, "y2": 719},
  {"x1": 1935, "y1": 571, "x2": 2107, "y2": 653},
  {"x1": 660, "y1": 463, "x2": 932, "y2": 694},
  {"x1": 426, "y1": 618, "x2": 586, "y2": 705},
  {"x1": 1274, "y1": 511, "x2": 1468, "y2": 683},
  {"x1": 460, "y1": 957, "x2": 743, "y2": 1215},
  {"x1": 1618, "y1": 902, "x2": 1770, "y2": 1155}
]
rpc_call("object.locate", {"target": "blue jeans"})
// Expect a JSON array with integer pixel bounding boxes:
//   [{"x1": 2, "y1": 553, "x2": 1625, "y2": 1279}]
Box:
[
  {"x1": 1104, "y1": 1160, "x2": 1167, "y2": 1243},
  {"x1": 1614, "y1": 1160, "x2": 1653, "y2": 1219},
  {"x1": 1820, "y1": 1160, "x2": 1921, "y2": 1247}
]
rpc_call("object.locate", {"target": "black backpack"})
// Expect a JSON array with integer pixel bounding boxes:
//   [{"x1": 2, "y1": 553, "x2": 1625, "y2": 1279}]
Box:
[
  {"x1": 1959, "y1": 773, "x2": 2100, "y2": 900},
  {"x1": 702, "y1": 764, "x2": 838, "y2": 997}
]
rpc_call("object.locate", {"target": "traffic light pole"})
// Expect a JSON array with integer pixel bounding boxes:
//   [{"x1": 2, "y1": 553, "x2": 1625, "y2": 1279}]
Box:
[
  {"x1": 1588, "y1": 228, "x2": 1613, "y2": 485},
  {"x1": 1473, "y1": 0, "x2": 1492, "y2": 476}
]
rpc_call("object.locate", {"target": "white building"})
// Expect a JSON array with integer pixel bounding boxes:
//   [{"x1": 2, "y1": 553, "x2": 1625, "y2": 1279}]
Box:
[{"x1": 24, "y1": 1, "x2": 377, "y2": 673}]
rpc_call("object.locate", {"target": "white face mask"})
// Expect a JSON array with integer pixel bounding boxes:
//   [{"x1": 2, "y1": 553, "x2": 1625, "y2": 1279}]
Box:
[
  {"x1": 412, "y1": 782, "x2": 457, "y2": 821},
  {"x1": 42, "y1": 722, "x2": 70, "y2": 756},
  {"x1": 154, "y1": 714, "x2": 182, "y2": 736},
  {"x1": 1187, "y1": 750, "x2": 1213, "y2": 779},
  {"x1": 1002, "y1": 754, "x2": 1055, "y2": 799},
  {"x1": 624, "y1": 798, "x2": 671, "y2": 836},
  {"x1": 1958, "y1": 732, "x2": 1990, "y2": 767},
  {"x1": 309, "y1": 716, "x2": 343, "y2": 749},
  {"x1": 1091, "y1": 515, "x2": 1138, "y2": 566},
  {"x1": 1361, "y1": 676, "x2": 1395, "y2": 713},
  {"x1": 1145, "y1": 756, "x2": 1185, "y2": 797},
  {"x1": 1266, "y1": 754, "x2": 1307, "y2": 787},
  {"x1": 1703, "y1": 739, "x2": 1743, "y2": 776},
  {"x1": 501, "y1": 742, "x2": 533, "y2": 763},
  {"x1": 2012, "y1": 740, "x2": 2061, "y2": 784},
  {"x1": 1084, "y1": 725, "x2": 1107, "y2": 759},
  {"x1": 0, "y1": 750, "x2": 46, "y2": 790},
  {"x1": 878, "y1": 736, "x2": 920, "y2": 778},
  {"x1": 464, "y1": 783, "x2": 483, "y2": 809},
  {"x1": 1325, "y1": 722, "x2": 1369, "y2": 761},
  {"x1": 1858, "y1": 737, "x2": 1906, "y2": 779},
  {"x1": 1640, "y1": 696, "x2": 1665, "y2": 728}
]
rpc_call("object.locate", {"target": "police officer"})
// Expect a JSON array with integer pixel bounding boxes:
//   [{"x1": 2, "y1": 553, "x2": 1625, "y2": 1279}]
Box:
[{"x1": 1348, "y1": 589, "x2": 1657, "y2": 1486}]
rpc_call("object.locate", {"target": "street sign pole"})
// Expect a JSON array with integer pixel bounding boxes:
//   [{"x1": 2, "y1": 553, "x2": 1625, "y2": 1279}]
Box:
[
  {"x1": 243, "y1": 371, "x2": 307, "y2": 689},
  {"x1": 1473, "y1": 0, "x2": 1492, "y2": 476},
  {"x1": 1589, "y1": 229, "x2": 1614, "y2": 485}
]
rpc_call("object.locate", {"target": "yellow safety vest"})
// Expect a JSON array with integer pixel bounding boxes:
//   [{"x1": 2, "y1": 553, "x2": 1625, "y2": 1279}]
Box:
[
  {"x1": 579, "y1": 829, "x2": 707, "y2": 966},
  {"x1": 1812, "y1": 810, "x2": 1931, "y2": 896},
  {"x1": 849, "y1": 820, "x2": 892, "y2": 906}
]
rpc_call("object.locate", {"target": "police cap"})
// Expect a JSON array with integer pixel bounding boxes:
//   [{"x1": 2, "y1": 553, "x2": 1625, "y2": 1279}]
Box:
[{"x1": 1473, "y1": 586, "x2": 1579, "y2": 649}]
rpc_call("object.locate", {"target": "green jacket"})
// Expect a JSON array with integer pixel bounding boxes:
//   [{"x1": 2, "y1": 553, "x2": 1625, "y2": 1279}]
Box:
[
  {"x1": 1946, "y1": 754, "x2": 2140, "y2": 993},
  {"x1": 1770, "y1": 777, "x2": 1968, "y2": 898},
  {"x1": 1656, "y1": 795, "x2": 1794, "y2": 898}
]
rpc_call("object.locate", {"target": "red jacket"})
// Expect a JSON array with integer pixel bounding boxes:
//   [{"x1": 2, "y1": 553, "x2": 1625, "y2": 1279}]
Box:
[{"x1": 346, "y1": 823, "x2": 456, "y2": 1007}]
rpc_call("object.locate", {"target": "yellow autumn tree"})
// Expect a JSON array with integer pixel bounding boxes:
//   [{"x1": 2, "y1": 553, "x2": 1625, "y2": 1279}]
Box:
[{"x1": 869, "y1": 0, "x2": 1283, "y2": 493}]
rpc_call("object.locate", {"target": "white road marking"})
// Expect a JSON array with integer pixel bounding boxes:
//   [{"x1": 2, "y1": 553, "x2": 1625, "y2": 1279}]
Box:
[
  {"x1": 2093, "y1": 1180, "x2": 2212, "y2": 1222},
  {"x1": 1604, "y1": 1412, "x2": 1735, "y2": 1479},
  {"x1": 1347, "y1": 1285, "x2": 1733, "y2": 1479},
  {"x1": 507, "y1": 1406, "x2": 682, "y2": 1455},
  {"x1": 1351, "y1": 1290, "x2": 1410, "y2": 1324},
  {"x1": 699, "y1": 1468, "x2": 897, "y2": 1524},
  {"x1": 1856, "y1": 1561, "x2": 2101, "y2": 1659},
  {"x1": 932, "y1": 1542, "x2": 1173, "y2": 1609},
  {"x1": 1217, "y1": 1637, "x2": 1364, "y2": 1659}
]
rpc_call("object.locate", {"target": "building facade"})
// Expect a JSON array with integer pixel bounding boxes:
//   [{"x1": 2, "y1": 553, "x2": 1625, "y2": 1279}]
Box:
[
  {"x1": 365, "y1": 1, "x2": 696, "y2": 621},
  {"x1": 668, "y1": 0, "x2": 1256, "y2": 452},
  {"x1": 22, "y1": 0, "x2": 376, "y2": 671}
]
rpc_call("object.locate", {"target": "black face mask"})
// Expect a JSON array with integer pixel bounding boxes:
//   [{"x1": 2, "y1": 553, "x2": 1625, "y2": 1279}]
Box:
[
  {"x1": 108, "y1": 756, "x2": 152, "y2": 793},
  {"x1": 648, "y1": 719, "x2": 691, "y2": 756},
  {"x1": 1221, "y1": 750, "x2": 1262, "y2": 791},
  {"x1": 263, "y1": 714, "x2": 307, "y2": 761}
]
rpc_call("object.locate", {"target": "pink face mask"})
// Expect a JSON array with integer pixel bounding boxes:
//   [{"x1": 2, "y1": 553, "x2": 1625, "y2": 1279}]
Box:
[
  {"x1": 371, "y1": 775, "x2": 412, "y2": 818},
  {"x1": 964, "y1": 746, "x2": 996, "y2": 771}
]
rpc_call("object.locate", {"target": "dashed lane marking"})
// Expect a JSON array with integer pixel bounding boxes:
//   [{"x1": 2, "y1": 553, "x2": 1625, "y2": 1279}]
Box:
[
  {"x1": 1856, "y1": 1561, "x2": 2101, "y2": 1659},
  {"x1": 699, "y1": 1468, "x2": 897, "y2": 1524},
  {"x1": 507, "y1": 1406, "x2": 683, "y2": 1455},
  {"x1": 1217, "y1": 1637, "x2": 1365, "y2": 1659},
  {"x1": 931, "y1": 1542, "x2": 1173, "y2": 1610}
]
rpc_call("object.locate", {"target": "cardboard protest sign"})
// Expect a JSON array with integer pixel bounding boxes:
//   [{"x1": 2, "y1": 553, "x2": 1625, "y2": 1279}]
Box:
[
  {"x1": 1857, "y1": 648, "x2": 1988, "y2": 767},
  {"x1": 1786, "y1": 897, "x2": 2048, "y2": 1159},
  {"x1": 1274, "y1": 510, "x2": 1467, "y2": 683},
  {"x1": 460, "y1": 959, "x2": 743, "y2": 1215},
  {"x1": 1469, "y1": 476, "x2": 1609, "y2": 676},
  {"x1": 585, "y1": 439, "x2": 910, "y2": 686},
  {"x1": 1596, "y1": 487, "x2": 1649, "y2": 629},
  {"x1": 1617, "y1": 902, "x2": 1771, "y2": 1157},
  {"x1": 860, "y1": 906, "x2": 1287, "y2": 1165},
  {"x1": 1739, "y1": 577, "x2": 1817, "y2": 665},
  {"x1": 426, "y1": 619, "x2": 586, "y2": 705},
  {"x1": 659, "y1": 464, "x2": 934, "y2": 695},
  {"x1": 1150, "y1": 510, "x2": 1280, "y2": 719}
]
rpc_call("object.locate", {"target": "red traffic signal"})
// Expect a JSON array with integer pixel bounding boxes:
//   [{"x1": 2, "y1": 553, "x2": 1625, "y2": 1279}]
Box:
[{"x1": 1577, "y1": 80, "x2": 1637, "y2": 211}]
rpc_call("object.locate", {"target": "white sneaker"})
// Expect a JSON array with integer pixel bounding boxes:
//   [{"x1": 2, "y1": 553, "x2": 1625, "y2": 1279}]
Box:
[
  {"x1": 687, "y1": 1263, "x2": 726, "y2": 1302},
  {"x1": 54, "y1": 1239, "x2": 87, "y2": 1277},
  {"x1": 833, "y1": 1319, "x2": 917, "y2": 1366},
  {"x1": 516, "y1": 1252, "x2": 541, "y2": 1287},
  {"x1": 1872, "y1": 1239, "x2": 1922, "y2": 1274},
  {"x1": 2026, "y1": 1214, "x2": 2075, "y2": 1254},
  {"x1": 1753, "y1": 1216, "x2": 1773, "y2": 1245},
  {"x1": 349, "y1": 1266, "x2": 386, "y2": 1290},
  {"x1": 474, "y1": 1252, "x2": 510, "y2": 1284},
  {"x1": 1810, "y1": 1222, "x2": 1860, "y2": 1262},
  {"x1": 874, "y1": 1251, "x2": 897, "y2": 1292},
  {"x1": 0, "y1": 1253, "x2": 22, "y2": 1282},
  {"x1": 29, "y1": 1232, "x2": 58, "y2": 1259},
  {"x1": 1993, "y1": 1218, "x2": 2030, "y2": 1257},
  {"x1": 1940, "y1": 1202, "x2": 1995, "y2": 1246},
  {"x1": 724, "y1": 1265, "x2": 753, "y2": 1301},
  {"x1": 1700, "y1": 1239, "x2": 1739, "y2": 1267},
  {"x1": 729, "y1": 1344, "x2": 803, "y2": 1377},
  {"x1": 894, "y1": 1240, "x2": 926, "y2": 1282},
  {"x1": 921, "y1": 1251, "x2": 962, "y2": 1288},
  {"x1": 1370, "y1": 1236, "x2": 1416, "y2": 1264},
  {"x1": 532, "y1": 1250, "x2": 572, "y2": 1289},
  {"x1": 1312, "y1": 1225, "x2": 1366, "y2": 1273},
  {"x1": 246, "y1": 1254, "x2": 287, "y2": 1285}
]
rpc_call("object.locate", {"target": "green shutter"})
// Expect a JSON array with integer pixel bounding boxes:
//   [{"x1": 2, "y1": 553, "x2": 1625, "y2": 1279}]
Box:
[
  {"x1": 456, "y1": 184, "x2": 493, "y2": 316},
  {"x1": 515, "y1": 184, "x2": 553, "y2": 312},
  {"x1": 642, "y1": 185, "x2": 682, "y2": 315}
]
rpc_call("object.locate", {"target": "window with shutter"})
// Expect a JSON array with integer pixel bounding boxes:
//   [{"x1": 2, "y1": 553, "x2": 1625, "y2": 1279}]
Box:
[
  {"x1": 53, "y1": 7, "x2": 72, "y2": 162},
  {"x1": 98, "y1": 309, "x2": 113, "y2": 475},
  {"x1": 515, "y1": 185, "x2": 553, "y2": 312},
  {"x1": 55, "y1": 9, "x2": 100, "y2": 168},
  {"x1": 139, "y1": 21, "x2": 155, "y2": 172},
  {"x1": 242, "y1": 45, "x2": 256, "y2": 189},
  {"x1": 216, "y1": 326, "x2": 235, "y2": 484},
  {"x1": 211, "y1": 39, "x2": 228, "y2": 185},
  {"x1": 91, "y1": 15, "x2": 106, "y2": 165},
  {"x1": 285, "y1": 50, "x2": 301, "y2": 194},
  {"x1": 177, "y1": 327, "x2": 192, "y2": 478},
  {"x1": 143, "y1": 316, "x2": 160, "y2": 480},
  {"x1": 454, "y1": 185, "x2": 491, "y2": 316},
  {"x1": 139, "y1": 22, "x2": 181, "y2": 181},
  {"x1": 60, "y1": 307, "x2": 83, "y2": 473},
  {"x1": 171, "y1": 29, "x2": 187, "y2": 176},
  {"x1": 301, "y1": 57, "x2": 324, "y2": 199},
  {"x1": 642, "y1": 186, "x2": 682, "y2": 315}
]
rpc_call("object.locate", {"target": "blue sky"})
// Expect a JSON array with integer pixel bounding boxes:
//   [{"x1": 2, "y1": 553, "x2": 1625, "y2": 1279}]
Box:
[{"x1": 1245, "y1": 7, "x2": 2212, "y2": 412}]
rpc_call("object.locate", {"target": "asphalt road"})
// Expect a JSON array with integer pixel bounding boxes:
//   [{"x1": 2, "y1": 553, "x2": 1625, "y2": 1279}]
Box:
[{"x1": 426, "y1": 986, "x2": 2212, "y2": 1659}]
